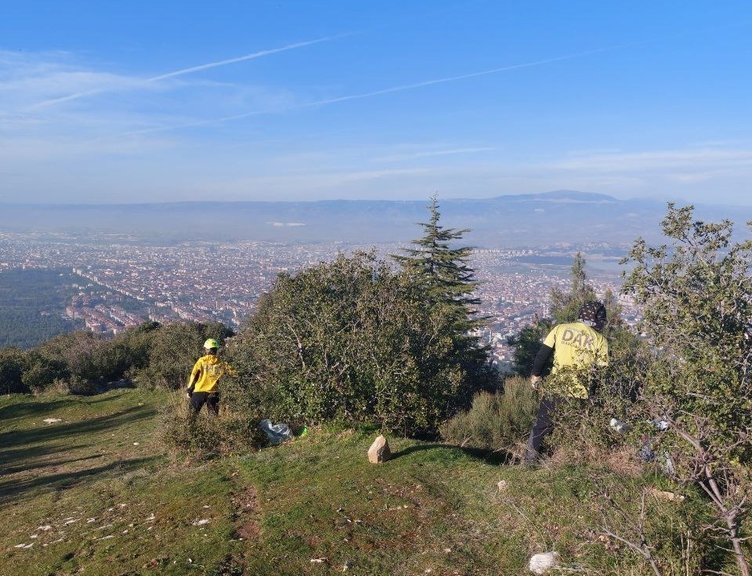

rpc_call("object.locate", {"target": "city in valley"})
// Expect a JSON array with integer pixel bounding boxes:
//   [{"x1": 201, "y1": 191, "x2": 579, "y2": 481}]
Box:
[{"x1": 0, "y1": 231, "x2": 638, "y2": 371}]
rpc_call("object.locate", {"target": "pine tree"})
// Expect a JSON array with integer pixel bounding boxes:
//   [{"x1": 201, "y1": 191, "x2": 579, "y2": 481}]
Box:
[
  {"x1": 393, "y1": 195, "x2": 483, "y2": 334},
  {"x1": 549, "y1": 251, "x2": 597, "y2": 324}
]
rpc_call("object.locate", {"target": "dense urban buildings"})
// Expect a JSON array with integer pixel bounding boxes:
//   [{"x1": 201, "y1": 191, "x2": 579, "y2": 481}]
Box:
[{"x1": 0, "y1": 231, "x2": 638, "y2": 370}]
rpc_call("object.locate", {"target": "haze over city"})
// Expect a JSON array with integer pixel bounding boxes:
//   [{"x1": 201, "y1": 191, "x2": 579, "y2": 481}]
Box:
[{"x1": 2, "y1": 1, "x2": 751, "y2": 206}]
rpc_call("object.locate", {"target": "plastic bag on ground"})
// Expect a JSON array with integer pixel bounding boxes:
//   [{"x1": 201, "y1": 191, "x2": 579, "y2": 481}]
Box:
[{"x1": 259, "y1": 419, "x2": 293, "y2": 444}]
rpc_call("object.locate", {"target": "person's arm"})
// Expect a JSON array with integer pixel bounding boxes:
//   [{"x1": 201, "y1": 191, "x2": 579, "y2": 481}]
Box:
[
  {"x1": 187, "y1": 359, "x2": 202, "y2": 397},
  {"x1": 530, "y1": 326, "x2": 557, "y2": 387},
  {"x1": 530, "y1": 344, "x2": 554, "y2": 385}
]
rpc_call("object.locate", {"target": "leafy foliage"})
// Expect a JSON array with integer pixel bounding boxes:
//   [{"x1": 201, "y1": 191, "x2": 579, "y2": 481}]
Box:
[
  {"x1": 0, "y1": 320, "x2": 233, "y2": 395},
  {"x1": 132, "y1": 321, "x2": 231, "y2": 389},
  {"x1": 621, "y1": 204, "x2": 752, "y2": 575},
  {"x1": 0, "y1": 348, "x2": 28, "y2": 394},
  {"x1": 230, "y1": 201, "x2": 496, "y2": 437}
]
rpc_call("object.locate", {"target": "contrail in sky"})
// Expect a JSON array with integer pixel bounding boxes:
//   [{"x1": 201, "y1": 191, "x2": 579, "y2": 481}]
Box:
[
  {"x1": 120, "y1": 45, "x2": 616, "y2": 137},
  {"x1": 28, "y1": 36, "x2": 339, "y2": 110},
  {"x1": 146, "y1": 36, "x2": 340, "y2": 82},
  {"x1": 217, "y1": 46, "x2": 614, "y2": 124}
]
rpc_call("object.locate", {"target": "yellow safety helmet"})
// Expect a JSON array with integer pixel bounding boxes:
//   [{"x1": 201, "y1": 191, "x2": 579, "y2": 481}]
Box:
[{"x1": 203, "y1": 338, "x2": 219, "y2": 350}]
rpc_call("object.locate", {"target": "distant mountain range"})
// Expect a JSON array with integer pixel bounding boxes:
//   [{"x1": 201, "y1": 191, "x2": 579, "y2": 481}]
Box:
[{"x1": 3, "y1": 191, "x2": 751, "y2": 247}]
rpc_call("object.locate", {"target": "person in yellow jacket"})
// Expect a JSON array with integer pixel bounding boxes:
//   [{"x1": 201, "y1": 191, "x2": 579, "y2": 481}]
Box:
[
  {"x1": 186, "y1": 338, "x2": 234, "y2": 415},
  {"x1": 525, "y1": 301, "x2": 609, "y2": 464}
]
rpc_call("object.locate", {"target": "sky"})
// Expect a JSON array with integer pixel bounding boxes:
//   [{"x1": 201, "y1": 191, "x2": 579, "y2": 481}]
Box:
[{"x1": 1, "y1": 0, "x2": 751, "y2": 205}]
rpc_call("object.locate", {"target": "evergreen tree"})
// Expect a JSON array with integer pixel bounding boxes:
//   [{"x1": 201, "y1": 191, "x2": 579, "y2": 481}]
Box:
[
  {"x1": 548, "y1": 251, "x2": 598, "y2": 324},
  {"x1": 393, "y1": 195, "x2": 484, "y2": 335}
]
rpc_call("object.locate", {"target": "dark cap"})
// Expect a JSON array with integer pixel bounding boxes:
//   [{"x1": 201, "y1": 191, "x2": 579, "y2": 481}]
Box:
[{"x1": 578, "y1": 301, "x2": 607, "y2": 331}]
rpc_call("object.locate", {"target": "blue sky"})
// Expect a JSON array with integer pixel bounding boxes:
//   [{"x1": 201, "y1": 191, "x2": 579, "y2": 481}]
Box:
[{"x1": 1, "y1": 0, "x2": 751, "y2": 205}]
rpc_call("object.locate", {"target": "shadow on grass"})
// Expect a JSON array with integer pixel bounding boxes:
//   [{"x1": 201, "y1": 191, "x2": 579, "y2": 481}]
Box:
[
  {"x1": 1, "y1": 405, "x2": 155, "y2": 448},
  {"x1": 0, "y1": 456, "x2": 160, "y2": 504},
  {"x1": 390, "y1": 443, "x2": 512, "y2": 465},
  {"x1": 0, "y1": 443, "x2": 90, "y2": 471},
  {"x1": 2, "y1": 452, "x2": 105, "y2": 475},
  {"x1": 0, "y1": 398, "x2": 78, "y2": 423},
  {"x1": 0, "y1": 390, "x2": 132, "y2": 425},
  {"x1": 0, "y1": 405, "x2": 156, "y2": 473}
]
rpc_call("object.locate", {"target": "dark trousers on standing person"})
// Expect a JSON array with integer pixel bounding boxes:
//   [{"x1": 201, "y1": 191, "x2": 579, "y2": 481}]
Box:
[
  {"x1": 190, "y1": 391, "x2": 220, "y2": 415},
  {"x1": 525, "y1": 395, "x2": 563, "y2": 464}
]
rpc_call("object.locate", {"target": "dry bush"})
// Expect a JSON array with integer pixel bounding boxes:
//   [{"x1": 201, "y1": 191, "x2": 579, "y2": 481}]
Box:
[
  {"x1": 439, "y1": 376, "x2": 537, "y2": 452},
  {"x1": 160, "y1": 392, "x2": 266, "y2": 459}
]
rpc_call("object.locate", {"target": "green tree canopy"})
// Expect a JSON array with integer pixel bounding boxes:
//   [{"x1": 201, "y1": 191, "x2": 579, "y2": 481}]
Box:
[{"x1": 622, "y1": 203, "x2": 752, "y2": 575}]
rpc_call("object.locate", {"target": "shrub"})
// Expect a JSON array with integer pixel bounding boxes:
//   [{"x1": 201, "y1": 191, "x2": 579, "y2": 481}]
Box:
[
  {"x1": 619, "y1": 204, "x2": 752, "y2": 574},
  {"x1": 0, "y1": 347, "x2": 28, "y2": 394},
  {"x1": 21, "y1": 351, "x2": 68, "y2": 393},
  {"x1": 160, "y1": 388, "x2": 266, "y2": 459},
  {"x1": 439, "y1": 376, "x2": 537, "y2": 453},
  {"x1": 230, "y1": 251, "x2": 496, "y2": 437},
  {"x1": 133, "y1": 321, "x2": 232, "y2": 389}
]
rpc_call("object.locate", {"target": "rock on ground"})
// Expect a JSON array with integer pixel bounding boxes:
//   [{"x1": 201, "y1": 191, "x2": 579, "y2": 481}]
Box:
[{"x1": 367, "y1": 435, "x2": 391, "y2": 463}]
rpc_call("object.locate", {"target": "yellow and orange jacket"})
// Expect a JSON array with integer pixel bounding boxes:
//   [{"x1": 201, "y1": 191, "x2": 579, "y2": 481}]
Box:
[{"x1": 188, "y1": 354, "x2": 234, "y2": 393}]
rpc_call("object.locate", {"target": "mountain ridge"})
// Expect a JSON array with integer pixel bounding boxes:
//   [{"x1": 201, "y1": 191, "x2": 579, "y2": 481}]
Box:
[{"x1": 2, "y1": 191, "x2": 749, "y2": 247}]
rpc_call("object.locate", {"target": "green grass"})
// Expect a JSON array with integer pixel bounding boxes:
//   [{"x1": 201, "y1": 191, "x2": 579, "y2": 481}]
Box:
[{"x1": 0, "y1": 389, "x2": 718, "y2": 575}]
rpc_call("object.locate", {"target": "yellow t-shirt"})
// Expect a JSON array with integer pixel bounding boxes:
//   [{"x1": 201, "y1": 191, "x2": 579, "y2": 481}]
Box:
[
  {"x1": 188, "y1": 354, "x2": 233, "y2": 393},
  {"x1": 543, "y1": 321, "x2": 608, "y2": 399}
]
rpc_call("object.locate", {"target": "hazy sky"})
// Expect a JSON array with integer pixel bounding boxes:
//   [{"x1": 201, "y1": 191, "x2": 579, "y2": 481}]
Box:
[{"x1": 1, "y1": 1, "x2": 751, "y2": 205}]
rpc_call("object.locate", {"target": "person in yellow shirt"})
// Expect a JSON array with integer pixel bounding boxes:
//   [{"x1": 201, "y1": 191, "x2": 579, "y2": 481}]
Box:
[
  {"x1": 186, "y1": 338, "x2": 233, "y2": 415},
  {"x1": 525, "y1": 301, "x2": 609, "y2": 464}
]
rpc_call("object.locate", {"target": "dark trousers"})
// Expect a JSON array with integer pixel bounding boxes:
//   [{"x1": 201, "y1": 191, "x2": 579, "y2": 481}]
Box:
[
  {"x1": 190, "y1": 391, "x2": 219, "y2": 415},
  {"x1": 525, "y1": 395, "x2": 563, "y2": 463}
]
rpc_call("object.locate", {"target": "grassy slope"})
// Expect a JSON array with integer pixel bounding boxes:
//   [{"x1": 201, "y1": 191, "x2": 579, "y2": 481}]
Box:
[{"x1": 0, "y1": 390, "x2": 712, "y2": 576}]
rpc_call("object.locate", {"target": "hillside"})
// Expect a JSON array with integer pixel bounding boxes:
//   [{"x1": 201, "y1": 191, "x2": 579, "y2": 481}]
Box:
[
  {"x1": 1, "y1": 389, "x2": 704, "y2": 576},
  {"x1": 3, "y1": 191, "x2": 752, "y2": 247}
]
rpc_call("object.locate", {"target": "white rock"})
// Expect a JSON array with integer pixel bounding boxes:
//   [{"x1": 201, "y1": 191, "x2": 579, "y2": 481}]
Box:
[
  {"x1": 529, "y1": 551, "x2": 560, "y2": 574},
  {"x1": 497, "y1": 480, "x2": 508, "y2": 492},
  {"x1": 367, "y1": 435, "x2": 391, "y2": 463},
  {"x1": 43, "y1": 418, "x2": 62, "y2": 424}
]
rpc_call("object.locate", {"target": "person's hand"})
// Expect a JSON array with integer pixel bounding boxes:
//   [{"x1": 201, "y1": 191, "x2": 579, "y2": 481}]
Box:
[
  {"x1": 530, "y1": 375, "x2": 541, "y2": 390},
  {"x1": 186, "y1": 388, "x2": 192, "y2": 399}
]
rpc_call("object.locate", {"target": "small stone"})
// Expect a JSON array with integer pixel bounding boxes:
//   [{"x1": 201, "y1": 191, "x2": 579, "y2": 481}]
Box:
[
  {"x1": 367, "y1": 435, "x2": 391, "y2": 463},
  {"x1": 529, "y1": 551, "x2": 560, "y2": 574},
  {"x1": 649, "y1": 487, "x2": 685, "y2": 501}
]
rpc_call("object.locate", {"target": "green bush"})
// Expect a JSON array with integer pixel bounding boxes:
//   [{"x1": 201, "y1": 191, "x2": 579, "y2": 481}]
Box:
[
  {"x1": 132, "y1": 321, "x2": 232, "y2": 389},
  {"x1": 230, "y1": 251, "x2": 496, "y2": 437},
  {"x1": 20, "y1": 351, "x2": 68, "y2": 393},
  {"x1": 439, "y1": 376, "x2": 537, "y2": 453},
  {"x1": 0, "y1": 347, "x2": 29, "y2": 394}
]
